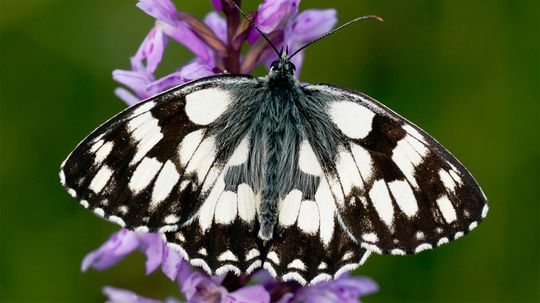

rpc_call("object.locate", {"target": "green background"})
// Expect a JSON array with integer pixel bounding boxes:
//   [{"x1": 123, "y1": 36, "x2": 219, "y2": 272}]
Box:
[{"x1": 1, "y1": 1, "x2": 538, "y2": 302}]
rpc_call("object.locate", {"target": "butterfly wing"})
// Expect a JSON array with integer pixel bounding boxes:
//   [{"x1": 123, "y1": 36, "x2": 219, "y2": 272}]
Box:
[
  {"x1": 298, "y1": 84, "x2": 488, "y2": 255},
  {"x1": 60, "y1": 75, "x2": 265, "y2": 274}
]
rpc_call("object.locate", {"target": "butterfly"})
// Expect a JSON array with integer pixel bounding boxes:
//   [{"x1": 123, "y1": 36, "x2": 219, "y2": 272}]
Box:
[{"x1": 60, "y1": 48, "x2": 488, "y2": 285}]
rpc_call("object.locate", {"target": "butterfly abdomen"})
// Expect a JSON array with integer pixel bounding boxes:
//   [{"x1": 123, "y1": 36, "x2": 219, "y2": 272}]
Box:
[{"x1": 258, "y1": 76, "x2": 303, "y2": 240}]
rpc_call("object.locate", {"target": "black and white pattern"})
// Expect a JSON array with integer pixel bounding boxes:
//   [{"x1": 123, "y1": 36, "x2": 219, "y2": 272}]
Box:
[{"x1": 60, "y1": 54, "x2": 488, "y2": 285}]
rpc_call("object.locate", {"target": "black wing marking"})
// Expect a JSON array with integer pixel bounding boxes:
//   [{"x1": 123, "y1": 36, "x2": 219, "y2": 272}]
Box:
[{"x1": 301, "y1": 84, "x2": 488, "y2": 255}]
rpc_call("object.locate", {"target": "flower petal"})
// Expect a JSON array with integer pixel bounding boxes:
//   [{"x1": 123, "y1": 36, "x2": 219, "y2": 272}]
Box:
[
  {"x1": 137, "y1": 0, "x2": 179, "y2": 26},
  {"x1": 113, "y1": 69, "x2": 153, "y2": 99},
  {"x1": 114, "y1": 87, "x2": 141, "y2": 106},
  {"x1": 248, "y1": 0, "x2": 300, "y2": 43},
  {"x1": 134, "y1": 27, "x2": 168, "y2": 74},
  {"x1": 290, "y1": 9, "x2": 337, "y2": 43},
  {"x1": 204, "y1": 12, "x2": 227, "y2": 43},
  {"x1": 224, "y1": 285, "x2": 271, "y2": 303},
  {"x1": 157, "y1": 20, "x2": 213, "y2": 64},
  {"x1": 288, "y1": 274, "x2": 378, "y2": 303},
  {"x1": 103, "y1": 286, "x2": 181, "y2": 303},
  {"x1": 211, "y1": 0, "x2": 223, "y2": 12},
  {"x1": 81, "y1": 229, "x2": 139, "y2": 271}
]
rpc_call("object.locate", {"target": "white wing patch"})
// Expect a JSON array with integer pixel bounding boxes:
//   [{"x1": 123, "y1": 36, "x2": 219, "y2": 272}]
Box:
[
  {"x1": 297, "y1": 200, "x2": 320, "y2": 234},
  {"x1": 436, "y1": 195, "x2": 457, "y2": 223},
  {"x1": 298, "y1": 140, "x2": 323, "y2": 175},
  {"x1": 369, "y1": 179, "x2": 394, "y2": 228},
  {"x1": 178, "y1": 130, "x2": 205, "y2": 166},
  {"x1": 387, "y1": 180, "x2": 418, "y2": 217},
  {"x1": 336, "y1": 148, "x2": 364, "y2": 195},
  {"x1": 278, "y1": 190, "x2": 302, "y2": 226},
  {"x1": 89, "y1": 165, "x2": 113, "y2": 194},
  {"x1": 150, "y1": 160, "x2": 180, "y2": 209},
  {"x1": 185, "y1": 88, "x2": 231, "y2": 125},
  {"x1": 314, "y1": 178, "x2": 336, "y2": 246},
  {"x1": 329, "y1": 101, "x2": 375, "y2": 139},
  {"x1": 214, "y1": 191, "x2": 238, "y2": 224},
  {"x1": 129, "y1": 157, "x2": 162, "y2": 194},
  {"x1": 184, "y1": 136, "x2": 216, "y2": 181},
  {"x1": 237, "y1": 183, "x2": 256, "y2": 222}
]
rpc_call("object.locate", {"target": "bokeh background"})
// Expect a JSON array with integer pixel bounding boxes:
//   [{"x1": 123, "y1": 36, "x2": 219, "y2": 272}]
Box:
[{"x1": 1, "y1": 1, "x2": 538, "y2": 302}]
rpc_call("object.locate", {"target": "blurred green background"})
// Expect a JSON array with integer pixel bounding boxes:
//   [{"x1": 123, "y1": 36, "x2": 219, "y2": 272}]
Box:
[{"x1": 1, "y1": 0, "x2": 538, "y2": 302}]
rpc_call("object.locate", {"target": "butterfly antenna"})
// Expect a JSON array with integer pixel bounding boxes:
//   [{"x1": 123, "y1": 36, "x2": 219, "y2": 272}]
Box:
[
  {"x1": 289, "y1": 15, "x2": 384, "y2": 59},
  {"x1": 225, "y1": 0, "x2": 281, "y2": 57}
]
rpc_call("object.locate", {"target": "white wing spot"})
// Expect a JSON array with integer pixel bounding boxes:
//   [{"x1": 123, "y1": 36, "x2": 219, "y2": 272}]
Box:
[
  {"x1": 439, "y1": 169, "x2": 457, "y2": 193},
  {"x1": 215, "y1": 265, "x2": 241, "y2": 276},
  {"x1": 198, "y1": 173, "x2": 225, "y2": 232},
  {"x1": 108, "y1": 216, "x2": 126, "y2": 227},
  {"x1": 415, "y1": 231, "x2": 425, "y2": 240},
  {"x1": 266, "y1": 251, "x2": 280, "y2": 264},
  {"x1": 178, "y1": 129, "x2": 205, "y2": 166},
  {"x1": 449, "y1": 170, "x2": 464, "y2": 185},
  {"x1": 329, "y1": 101, "x2": 375, "y2": 139},
  {"x1": 350, "y1": 143, "x2": 373, "y2": 181},
  {"x1": 369, "y1": 180, "x2": 394, "y2": 228},
  {"x1": 343, "y1": 251, "x2": 354, "y2": 260},
  {"x1": 185, "y1": 88, "x2": 231, "y2": 125},
  {"x1": 151, "y1": 160, "x2": 180, "y2": 209},
  {"x1": 388, "y1": 180, "x2": 418, "y2": 217},
  {"x1": 282, "y1": 272, "x2": 307, "y2": 285},
  {"x1": 311, "y1": 273, "x2": 332, "y2": 284},
  {"x1": 436, "y1": 195, "x2": 457, "y2": 223},
  {"x1": 129, "y1": 157, "x2": 162, "y2": 194},
  {"x1": 89, "y1": 165, "x2": 113, "y2": 194},
  {"x1": 93, "y1": 141, "x2": 113, "y2": 165},
  {"x1": 469, "y1": 221, "x2": 478, "y2": 231},
  {"x1": 414, "y1": 243, "x2": 432, "y2": 253},
  {"x1": 336, "y1": 149, "x2": 363, "y2": 195},
  {"x1": 237, "y1": 183, "x2": 256, "y2": 222},
  {"x1": 246, "y1": 249, "x2": 260, "y2": 261},
  {"x1": 164, "y1": 214, "x2": 179, "y2": 224},
  {"x1": 190, "y1": 259, "x2": 212, "y2": 274},
  {"x1": 93, "y1": 208, "x2": 105, "y2": 217},
  {"x1": 317, "y1": 262, "x2": 327, "y2": 270},
  {"x1": 481, "y1": 204, "x2": 489, "y2": 218},
  {"x1": 217, "y1": 250, "x2": 238, "y2": 262},
  {"x1": 392, "y1": 136, "x2": 426, "y2": 188},
  {"x1": 227, "y1": 135, "x2": 250, "y2": 166},
  {"x1": 246, "y1": 260, "x2": 262, "y2": 274},
  {"x1": 214, "y1": 191, "x2": 237, "y2": 224},
  {"x1": 278, "y1": 190, "x2": 302, "y2": 226},
  {"x1": 185, "y1": 136, "x2": 216, "y2": 182},
  {"x1": 198, "y1": 248, "x2": 208, "y2": 256},
  {"x1": 403, "y1": 124, "x2": 427, "y2": 144},
  {"x1": 298, "y1": 140, "x2": 323, "y2": 176},
  {"x1": 437, "y1": 237, "x2": 449, "y2": 246},
  {"x1": 361, "y1": 232, "x2": 378, "y2": 243},
  {"x1": 391, "y1": 249, "x2": 406, "y2": 255},
  {"x1": 130, "y1": 101, "x2": 155, "y2": 118},
  {"x1": 90, "y1": 139, "x2": 105, "y2": 154},
  {"x1": 297, "y1": 200, "x2": 320, "y2": 234},
  {"x1": 315, "y1": 178, "x2": 336, "y2": 246},
  {"x1": 454, "y1": 231, "x2": 464, "y2": 239},
  {"x1": 287, "y1": 259, "x2": 306, "y2": 271}
]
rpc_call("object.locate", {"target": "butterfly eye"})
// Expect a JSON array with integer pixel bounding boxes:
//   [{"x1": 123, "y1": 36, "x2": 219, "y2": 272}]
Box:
[{"x1": 270, "y1": 61, "x2": 279, "y2": 71}]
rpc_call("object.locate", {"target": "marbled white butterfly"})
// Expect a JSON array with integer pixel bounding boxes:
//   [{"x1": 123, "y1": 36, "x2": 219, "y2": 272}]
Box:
[{"x1": 60, "y1": 17, "x2": 488, "y2": 285}]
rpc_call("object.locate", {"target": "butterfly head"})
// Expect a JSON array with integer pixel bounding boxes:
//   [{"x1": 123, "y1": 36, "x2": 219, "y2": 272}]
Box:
[{"x1": 269, "y1": 49, "x2": 296, "y2": 80}]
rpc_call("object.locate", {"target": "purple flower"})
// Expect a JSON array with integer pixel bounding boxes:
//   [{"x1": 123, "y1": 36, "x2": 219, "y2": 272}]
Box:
[
  {"x1": 84, "y1": 230, "x2": 376, "y2": 303},
  {"x1": 103, "y1": 287, "x2": 182, "y2": 303}
]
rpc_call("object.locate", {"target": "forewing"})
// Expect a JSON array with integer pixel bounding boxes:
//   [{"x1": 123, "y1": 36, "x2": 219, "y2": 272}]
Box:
[
  {"x1": 60, "y1": 75, "x2": 264, "y2": 274},
  {"x1": 302, "y1": 84, "x2": 488, "y2": 255}
]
